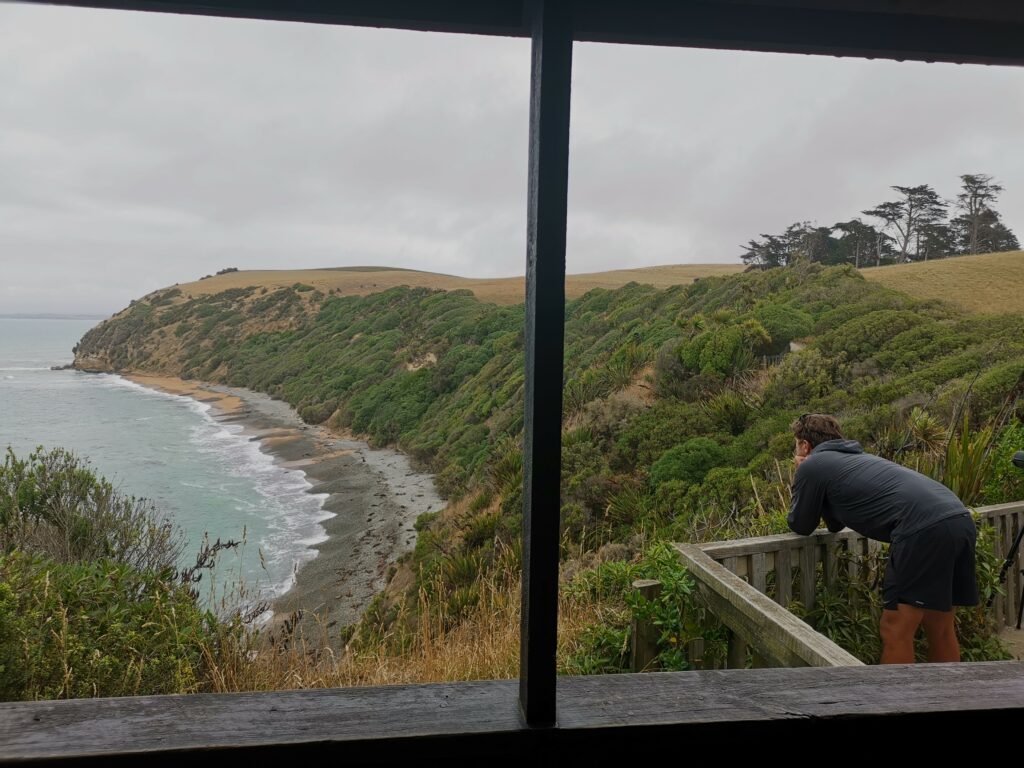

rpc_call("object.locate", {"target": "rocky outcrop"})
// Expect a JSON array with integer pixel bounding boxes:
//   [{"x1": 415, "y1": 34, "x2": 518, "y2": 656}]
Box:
[{"x1": 73, "y1": 353, "x2": 118, "y2": 373}]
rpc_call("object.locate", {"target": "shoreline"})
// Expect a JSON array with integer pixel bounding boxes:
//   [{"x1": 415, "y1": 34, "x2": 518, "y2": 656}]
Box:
[{"x1": 125, "y1": 373, "x2": 443, "y2": 638}]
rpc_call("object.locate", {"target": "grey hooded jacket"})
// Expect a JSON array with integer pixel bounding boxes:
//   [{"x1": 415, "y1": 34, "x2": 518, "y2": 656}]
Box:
[{"x1": 788, "y1": 439, "x2": 967, "y2": 543}]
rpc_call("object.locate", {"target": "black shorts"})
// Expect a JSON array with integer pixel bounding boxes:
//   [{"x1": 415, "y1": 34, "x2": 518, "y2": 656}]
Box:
[{"x1": 882, "y1": 512, "x2": 979, "y2": 612}]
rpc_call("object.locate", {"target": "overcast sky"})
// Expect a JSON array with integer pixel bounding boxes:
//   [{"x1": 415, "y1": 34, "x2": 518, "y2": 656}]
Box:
[{"x1": 2, "y1": 4, "x2": 1023, "y2": 314}]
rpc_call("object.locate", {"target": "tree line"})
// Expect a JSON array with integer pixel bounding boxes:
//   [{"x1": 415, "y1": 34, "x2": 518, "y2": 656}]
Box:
[{"x1": 741, "y1": 174, "x2": 1019, "y2": 268}]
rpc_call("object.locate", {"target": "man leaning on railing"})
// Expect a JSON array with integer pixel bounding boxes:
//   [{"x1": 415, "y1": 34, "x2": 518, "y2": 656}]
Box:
[{"x1": 787, "y1": 413, "x2": 978, "y2": 664}]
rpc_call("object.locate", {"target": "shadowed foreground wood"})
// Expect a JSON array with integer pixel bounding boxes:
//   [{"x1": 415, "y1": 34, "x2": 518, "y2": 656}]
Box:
[{"x1": 3, "y1": 664, "x2": 1024, "y2": 764}]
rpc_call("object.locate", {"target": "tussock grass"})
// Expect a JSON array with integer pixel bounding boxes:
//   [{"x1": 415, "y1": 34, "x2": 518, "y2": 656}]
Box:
[{"x1": 201, "y1": 567, "x2": 607, "y2": 691}]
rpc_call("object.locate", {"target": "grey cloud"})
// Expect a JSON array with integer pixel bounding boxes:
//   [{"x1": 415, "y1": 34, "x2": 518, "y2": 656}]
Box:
[{"x1": 1, "y1": 5, "x2": 1022, "y2": 313}]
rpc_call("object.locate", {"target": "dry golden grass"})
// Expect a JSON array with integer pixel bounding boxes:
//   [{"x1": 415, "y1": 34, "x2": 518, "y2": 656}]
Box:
[
  {"x1": 203, "y1": 567, "x2": 611, "y2": 691},
  {"x1": 862, "y1": 250, "x2": 1024, "y2": 315},
  {"x1": 168, "y1": 263, "x2": 745, "y2": 307}
]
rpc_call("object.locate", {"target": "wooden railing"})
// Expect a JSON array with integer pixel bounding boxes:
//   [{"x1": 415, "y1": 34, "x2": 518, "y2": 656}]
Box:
[
  {"x1": 979, "y1": 501, "x2": 1024, "y2": 628},
  {"x1": 698, "y1": 528, "x2": 880, "y2": 612},
  {"x1": 668, "y1": 501, "x2": 1024, "y2": 672},
  {"x1": 675, "y1": 544, "x2": 863, "y2": 668}
]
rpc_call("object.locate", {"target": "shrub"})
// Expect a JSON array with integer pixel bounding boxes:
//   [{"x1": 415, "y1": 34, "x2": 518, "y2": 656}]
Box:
[
  {"x1": 650, "y1": 438, "x2": 726, "y2": 487},
  {"x1": 0, "y1": 448, "x2": 181, "y2": 572},
  {"x1": 984, "y1": 420, "x2": 1024, "y2": 504},
  {"x1": 0, "y1": 551, "x2": 224, "y2": 700},
  {"x1": 753, "y1": 303, "x2": 813, "y2": 354}
]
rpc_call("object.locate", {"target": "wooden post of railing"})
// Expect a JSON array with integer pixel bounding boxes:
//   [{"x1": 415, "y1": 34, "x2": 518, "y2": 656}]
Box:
[
  {"x1": 686, "y1": 638, "x2": 707, "y2": 669},
  {"x1": 727, "y1": 632, "x2": 747, "y2": 669},
  {"x1": 823, "y1": 537, "x2": 840, "y2": 588},
  {"x1": 799, "y1": 541, "x2": 817, "y2": 610},
  {"x1": 776, "y1": 547, "x2": 792, "y2": 607},
  {"x1": 630, "y1": 579, "x2": 662, "y2": 672}
]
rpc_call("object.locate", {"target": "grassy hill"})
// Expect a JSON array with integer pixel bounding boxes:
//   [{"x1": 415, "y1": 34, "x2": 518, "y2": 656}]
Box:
[
  {"x1": 170, "y1": 251, "x2": 1024, "y2": 316},
  {"x1": 170, "y1": 263, "x2": 746, "y2": 306},
  {"x1": 862, "y1": 250, "x2": 1024, "y2": 315}
]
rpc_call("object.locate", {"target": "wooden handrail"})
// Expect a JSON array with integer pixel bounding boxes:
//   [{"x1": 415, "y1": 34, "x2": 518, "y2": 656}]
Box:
[
  {"x1": 674, "y1": 544, "x2": 863, "y2": 668},
  {"x1": 695, "y1": 501, "x2": 1024, "y2": 626}
]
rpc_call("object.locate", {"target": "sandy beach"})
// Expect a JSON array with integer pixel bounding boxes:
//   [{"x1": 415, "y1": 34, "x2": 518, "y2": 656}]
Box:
[{"x1": 126, "y1": 373, "x2": 444, "y2": 638}]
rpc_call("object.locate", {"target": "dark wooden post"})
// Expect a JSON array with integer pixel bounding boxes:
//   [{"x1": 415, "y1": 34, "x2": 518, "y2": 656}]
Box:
[
  {"x1": 629, "y1": 579, "x2": 662, "y2": 672},
  {"x1": 519, "y1": 0, "x2": 572, "y2": 728}
]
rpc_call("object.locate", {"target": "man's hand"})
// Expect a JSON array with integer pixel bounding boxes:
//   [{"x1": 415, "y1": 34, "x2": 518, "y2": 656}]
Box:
[{"x1": 794, "y1": 453, "x2": 807, "y2": 469}]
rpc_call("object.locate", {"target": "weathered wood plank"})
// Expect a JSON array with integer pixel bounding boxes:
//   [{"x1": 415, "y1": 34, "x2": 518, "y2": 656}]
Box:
[
  {"x1": 751, "y1": 552, "x2": 767, "y2": 595},
  {"x1": 978, "y1": 501, "x2": 1024, "y2": 520},
  {"x1": 1011, "y1": 512, "x2": 1023, "y2": 627},
  {"x1": 699, "y1": 529, "x2": 859, "y2": 560},
  {"x1": 738, "y1": 554, "x2": 751, "y2": 580},
  {"x1": 727, "y1": 631, "x2": 747, "y2": 669},
  {"x1": 848, "y1": 535, "x2": 871, "y2": 585},
  {"x1": 1005, "y1": 513, "x2": 1016, "y2": 627},
  {"x1": 800, "y1": 542, "x2": 817, "y2": 610},
  {"x1": 722, "y1": 555, "x2": 740, "y2": 578},
  {"x1": 994, "y1": 514, "x2": 1007, "y2": 623},
  {"x1": 3, "y1": 664, "x2": 1024, "y2": 764},
  {"x1": 1017, "y1": 512, "x2": 1024, "y2": 626},
  {"x1": 698, "y1": 504, "x2": 1021, "y2": 563},
  {"x1": 823, "y1": 537, "x2": 839, "y2": 589},
  {"x1": 776, "y1": 547, "x2": 793, "y2": 607},
  {"x1": 1007, "y1": 514, "x2": 1015, "y2": 626},
  {"x1": 675, "y1": 544, "x2": 862, "y2": 668},
  {"x1": 686, "y1": 638, "x2": 706, "y2": 670},
  {"x1": 630, "y1": 579, "x2": 662, "y2": 672}
]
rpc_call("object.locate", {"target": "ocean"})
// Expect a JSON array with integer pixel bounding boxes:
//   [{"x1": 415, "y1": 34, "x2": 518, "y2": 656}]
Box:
[{"x1": 0, "y1": 315, "x2": 330, "y2": 605}]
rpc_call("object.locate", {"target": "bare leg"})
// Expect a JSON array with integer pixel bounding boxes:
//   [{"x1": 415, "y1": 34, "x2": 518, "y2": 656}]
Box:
[
  {"x1": 880, "y1": 604, "x2": 924, "y2": 664},
  {"x1": 920, "y1": 608, "x2": 960, "y2": 662}
]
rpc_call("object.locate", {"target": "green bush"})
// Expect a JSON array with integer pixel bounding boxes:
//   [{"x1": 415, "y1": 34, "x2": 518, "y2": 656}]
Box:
[
  {"x1": 0, "y1": 552, "x2": 223, "y2": 700},
  {"x1": 984, "y1": 420, "x2": 1024, "y2": 504},
  {"x1": 0, "y1": 447, "x2": 181, "y2": 572},
  {"x1": 650, "y1": 438, "x2": 726, "y2": 487},
  {"x1": 680, "y1": 320, "x2": 769, "y2": 379},
  {"x1": 753, "y1": 303, "x2": 813, "y2": 354}
]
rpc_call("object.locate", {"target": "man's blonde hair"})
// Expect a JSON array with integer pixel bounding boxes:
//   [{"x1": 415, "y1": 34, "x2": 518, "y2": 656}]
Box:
[{"x1": 791, "y1": 413, "x2": 843, "y2": 448}]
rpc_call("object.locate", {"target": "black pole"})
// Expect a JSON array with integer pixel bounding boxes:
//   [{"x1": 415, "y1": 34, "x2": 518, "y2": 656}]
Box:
[{"x1": 519, "y1": 0, "x2": 572, "y2": 729}]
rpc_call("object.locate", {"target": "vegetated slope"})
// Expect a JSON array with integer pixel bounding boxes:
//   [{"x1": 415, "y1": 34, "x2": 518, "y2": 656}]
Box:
[
  {"x1": 74, "y1": 262, "x2": 1024, "y2": 666},
  {"x1": 862, "y1": 249, "x2": 1024, "y2": 315},
  {"x1": 77, "y1": 263, "x2": 1024, "y2": 528}
]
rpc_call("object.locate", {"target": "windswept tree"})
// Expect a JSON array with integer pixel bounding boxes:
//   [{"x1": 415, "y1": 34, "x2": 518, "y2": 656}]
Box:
[
  {"x1": 740, "y1": 232, "x2": 789, "y2": 268},
  {"x1": 741, "y1": 174, "x2": 1015, "y2": 269},
  {"x1": 740, "y1": 222, "x2": 837, "y2": 267},
  {"x1": 833, "y1": 219, "x2": 881, "y2": 268},
  {"x1": 917, "y1": 219, "x2": 955, "y2": 261},
  {"x1": 952, "y1": 174, "x2": 1018, "y2": 254},
  {"x1": 861, "y1": 201, "x2": 901, "y2": 266},
  {"x1": 865, "y1": 185, "x2": 947, "y2": 262}
]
